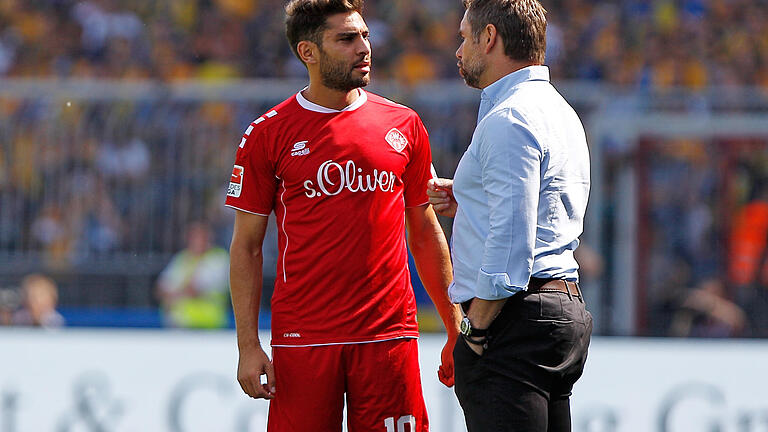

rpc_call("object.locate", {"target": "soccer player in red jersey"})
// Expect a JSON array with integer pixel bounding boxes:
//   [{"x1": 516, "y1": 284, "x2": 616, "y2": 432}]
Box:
[{"x1": 225, "y1": 1, "x2": 461, "y2": 431}]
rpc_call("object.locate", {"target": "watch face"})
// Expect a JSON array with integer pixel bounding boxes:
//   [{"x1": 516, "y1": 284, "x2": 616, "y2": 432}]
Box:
[{"x1": 460, "y1": 317, "x2": 471, "y2": 336}]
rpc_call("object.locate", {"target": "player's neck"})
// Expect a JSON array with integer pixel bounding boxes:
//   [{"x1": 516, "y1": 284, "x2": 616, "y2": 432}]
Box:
[{"x1": 302, "y1": 84, "x2": 361, "y2": 111}]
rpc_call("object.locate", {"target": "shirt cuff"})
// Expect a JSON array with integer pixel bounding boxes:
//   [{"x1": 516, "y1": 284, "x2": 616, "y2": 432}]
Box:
[{"x1": 475, "y1": 269, "x2": 525, "y2": 300}]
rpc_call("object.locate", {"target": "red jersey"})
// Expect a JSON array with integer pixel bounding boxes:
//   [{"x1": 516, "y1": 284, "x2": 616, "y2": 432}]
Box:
[{"x1": 225, "y1": 89, "x2": 434, "y2": 346}]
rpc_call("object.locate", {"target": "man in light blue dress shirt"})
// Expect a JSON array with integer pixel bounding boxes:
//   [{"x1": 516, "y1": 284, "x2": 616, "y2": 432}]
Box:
[{"x1": 427, "y1": 0, "x2": 593, "y2": 430}]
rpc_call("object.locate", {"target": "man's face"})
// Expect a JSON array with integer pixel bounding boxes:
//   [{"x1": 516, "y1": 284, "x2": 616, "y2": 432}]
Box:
[
  {"x1": 317, "y1": 12, "x2": 371, "y2": 92},
  {"x1": 456, "y1": 11, "x2": 486, "y2": 89}
]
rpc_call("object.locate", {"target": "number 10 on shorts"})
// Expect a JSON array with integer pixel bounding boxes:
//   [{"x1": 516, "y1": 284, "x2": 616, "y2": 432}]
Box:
[{"x1": 384, "y1": 415, "x2": 416, "y2": 432}]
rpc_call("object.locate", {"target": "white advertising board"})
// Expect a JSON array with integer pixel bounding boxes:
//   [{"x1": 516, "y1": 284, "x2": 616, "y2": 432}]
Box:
[{"x1": 1, "y1": 330, "x2": 767, "y2": 432}]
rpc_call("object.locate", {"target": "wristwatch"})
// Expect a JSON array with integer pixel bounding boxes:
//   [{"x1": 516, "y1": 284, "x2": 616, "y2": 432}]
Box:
[{"x1": 460, "y1": 317, "x2": 488, "y2": 339}]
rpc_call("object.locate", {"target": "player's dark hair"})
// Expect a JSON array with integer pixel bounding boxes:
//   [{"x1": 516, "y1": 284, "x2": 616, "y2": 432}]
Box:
[
  {"x1": 285, "y1": 0, "x2": 364, "y2": 63},
  {"x1": 462, "y1": 0, "x2": 547, "y2": 64}
]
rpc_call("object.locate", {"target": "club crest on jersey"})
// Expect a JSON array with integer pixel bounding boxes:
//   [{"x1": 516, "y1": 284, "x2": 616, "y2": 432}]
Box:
[
  {"x1": 228, "y1": 165, "x2": 244, "y2": 198},
  {"x1": 385, "y1": 128, "x2": 408, "y2": 152},
  {"x1": 291, "y1": 141, "x2": 310, "y2": 157}
]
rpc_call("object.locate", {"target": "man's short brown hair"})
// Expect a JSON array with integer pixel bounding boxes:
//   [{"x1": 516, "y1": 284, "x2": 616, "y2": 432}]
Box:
[
  {"x1": 463, "y1": 0, "x2": 547, "y2": 64},
  {"x1": 285, "y1": 0, "x2": 364, "y2": 62}
]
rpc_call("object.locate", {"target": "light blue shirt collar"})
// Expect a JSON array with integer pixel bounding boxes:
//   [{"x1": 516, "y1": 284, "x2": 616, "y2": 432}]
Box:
[{"x1": 478, "y1": 66, "x2": 550, "y2": 121}]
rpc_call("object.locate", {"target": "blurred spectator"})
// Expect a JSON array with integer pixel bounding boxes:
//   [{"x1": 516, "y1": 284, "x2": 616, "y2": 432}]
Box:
[
  {"x1": 728, "y1": 176, "x2": 768, "y2": 336},
  {"x1": 728, "y1": 181, "x2": 768, "y2": 289},
  {"x1": 0, "y1": 287, "x2": 21, "y2": 326},
  {"x1": 30, "y1": 204, "x2": 72, "y2": 264},
  {"x1": 156, "y1": 221, "x2": 229, "y2": 329},
  {"x1": 97, "y1": 137, "x2": 150, "y2": 182},
  {"x1": 669, "y1": 278, "x2": 747, "y2": 338},
  {"x1": 12, "y1": 274, "x2": 65, "y2": 328}
]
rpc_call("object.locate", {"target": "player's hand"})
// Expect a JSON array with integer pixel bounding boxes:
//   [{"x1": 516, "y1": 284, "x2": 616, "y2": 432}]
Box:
[
  {"x1": 437, "y1": 333, "x2": 457, "y2": 387},
  {"x1": 427, "y1": 178, "x2": 457, "y2": 218},
  {"x1": 237, "y1": 345, "x2": 276, "y2": 399}
]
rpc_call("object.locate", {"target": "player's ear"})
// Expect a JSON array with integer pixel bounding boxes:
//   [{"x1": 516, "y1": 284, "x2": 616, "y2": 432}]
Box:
[
  {"x1": 297, "y1": 41, "x2": 319, "y2": 65},
  {"x1": 483, "y1": 24, "x2": 498, "y2": 54}
]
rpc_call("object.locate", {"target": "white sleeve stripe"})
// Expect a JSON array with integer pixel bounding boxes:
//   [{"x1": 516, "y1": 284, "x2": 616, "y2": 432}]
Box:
[
  {"x1": 265, "y1": 110, "x2": 278, "y2": 118},
  {"x1": 240, "y1": 117, "x2": 267, "y2": 148},
  {"x1": 224, "y1": 205, "x2": 270, "y2": 217}
]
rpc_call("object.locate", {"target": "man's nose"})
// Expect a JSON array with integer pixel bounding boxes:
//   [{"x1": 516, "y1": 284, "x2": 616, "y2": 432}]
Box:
[{"x1": 357, "y1": 37, "x2": 371, "y2": 56}]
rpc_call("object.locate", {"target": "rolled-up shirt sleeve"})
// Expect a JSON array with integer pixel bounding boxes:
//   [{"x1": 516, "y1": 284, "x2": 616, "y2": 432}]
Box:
[{"x1": 473, "y1": 112, "x2": 542, "y2": 300}]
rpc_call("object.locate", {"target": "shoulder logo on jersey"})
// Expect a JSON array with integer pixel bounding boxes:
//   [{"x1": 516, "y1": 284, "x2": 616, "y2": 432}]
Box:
[
  {"x1": 385, "y1": 128, "x2": 408, "y2": 152},
  {"x1": 291, "y1": 141, "x2": 310, "y2": 157},
  {"x1": 228, "y1": 165, "x2": 244, "y2": 198}
]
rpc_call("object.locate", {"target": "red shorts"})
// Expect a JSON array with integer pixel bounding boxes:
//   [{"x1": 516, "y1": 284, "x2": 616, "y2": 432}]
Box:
[{"x1": 268, "y1": 338, "x2": 428, "y2": 432}]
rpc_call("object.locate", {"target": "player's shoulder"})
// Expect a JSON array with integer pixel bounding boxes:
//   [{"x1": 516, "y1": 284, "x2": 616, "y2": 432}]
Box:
[
  {"x1": 237, "y1": 95, "x2": 302, "y2": 149},
  {"x1": 364, "y1": 91, "x2": 419, "y2": 117},
  {"x1": 249, "y1": 96, "x2": 302, "y2": 131}
]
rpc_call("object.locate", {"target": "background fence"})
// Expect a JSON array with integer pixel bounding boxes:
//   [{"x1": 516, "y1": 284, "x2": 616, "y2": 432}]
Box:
[{"x1": 2, "y1": 79, "x2": 768, "y2": 335}]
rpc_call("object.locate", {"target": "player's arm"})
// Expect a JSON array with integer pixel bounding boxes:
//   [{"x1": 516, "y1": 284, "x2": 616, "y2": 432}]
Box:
[
  {"x1": 405, "y1": 204, "x2": 462, "y2": 387},
  {"x1": 229, "y1": 210, "x2": 275, "y2": 399}
]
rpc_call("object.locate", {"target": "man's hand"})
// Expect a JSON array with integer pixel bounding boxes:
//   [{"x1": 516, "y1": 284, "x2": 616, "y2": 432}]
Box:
[
  {"x1": 462, "y1": 297, "x2": 508, "y2": 357},
  {"x1": 427, "y1": 178, "x2": 457, "y2": 218},
  {"x1": 437, "y1": 333, "x2": 458, "y2": 387},
  {"x1": 237, "y1": 345, "x2": 276, "y2": 399}
]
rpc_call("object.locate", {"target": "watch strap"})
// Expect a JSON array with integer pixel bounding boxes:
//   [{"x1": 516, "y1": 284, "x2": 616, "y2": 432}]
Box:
[
  {"x1": 469, "y1": 326, "x2": 488, "y2": 337},
  {"x1": 462, "y1": 333, "x2": 487, "y2": 345}
]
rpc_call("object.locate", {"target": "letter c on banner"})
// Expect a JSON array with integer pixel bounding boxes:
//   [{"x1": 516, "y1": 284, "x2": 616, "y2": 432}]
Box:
[
  {"x1": 168, "y1": 373, "x2": 231, "y2": 432},
  {"x1": 658, "y1": 382, "x2": 725, "y2": 432}
]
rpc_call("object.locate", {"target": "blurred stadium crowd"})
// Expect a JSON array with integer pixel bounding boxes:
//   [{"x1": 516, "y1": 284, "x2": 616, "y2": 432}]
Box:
[
  {"x1": 2, "y1": 0, "x2": 768, "y2": 336},
  {"x1": 0, "y1": 0, "x2": 767, "y2": 87}
]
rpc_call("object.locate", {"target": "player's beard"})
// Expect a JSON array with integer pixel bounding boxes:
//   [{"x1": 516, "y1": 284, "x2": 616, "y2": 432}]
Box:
[
  {"x1": 319, "y1": 52, "x2": 370, "y2": 92},
  {"x1": 458, "y1": 57, "x2": 485, "y2": 89}
]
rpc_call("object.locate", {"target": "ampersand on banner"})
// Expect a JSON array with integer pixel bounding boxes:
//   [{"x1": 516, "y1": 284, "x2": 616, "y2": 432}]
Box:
[{"x1": 56, "y1": 371, "x2": 123, "y2": 432}]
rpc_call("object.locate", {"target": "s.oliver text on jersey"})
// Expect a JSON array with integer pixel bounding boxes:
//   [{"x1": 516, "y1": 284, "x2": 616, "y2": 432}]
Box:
[{"x1": 303, "y1": 159, "x2": 396, "y2": 198}]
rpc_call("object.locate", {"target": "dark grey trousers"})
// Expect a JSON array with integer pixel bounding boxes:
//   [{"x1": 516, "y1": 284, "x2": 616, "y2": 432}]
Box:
[{"x1": 454, "y1": 289, "x2": 593, "y2": 432}]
